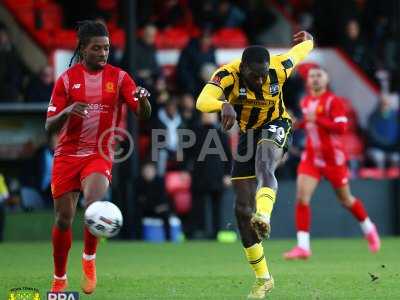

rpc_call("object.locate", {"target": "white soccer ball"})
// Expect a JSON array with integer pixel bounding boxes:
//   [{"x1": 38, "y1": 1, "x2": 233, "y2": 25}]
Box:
[{"x1": 84, "y1": 201, "x2": 123, "y2": 238}]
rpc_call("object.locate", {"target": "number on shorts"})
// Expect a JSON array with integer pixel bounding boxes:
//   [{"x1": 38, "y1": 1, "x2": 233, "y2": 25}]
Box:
[{"x1": 268, "y1": 125, "x2": 285, "y2": 142}]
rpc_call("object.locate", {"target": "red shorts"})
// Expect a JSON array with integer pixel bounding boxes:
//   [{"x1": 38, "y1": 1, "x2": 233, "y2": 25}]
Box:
[
  {"x1": 297, "y1": 160, "x2": 349, "y2": 189},
  {"x1": 51, "y1": 154, "x2": 112, "y2": 199}
]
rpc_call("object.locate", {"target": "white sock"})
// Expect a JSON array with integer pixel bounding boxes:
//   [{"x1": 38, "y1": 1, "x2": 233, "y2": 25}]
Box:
[
  {"x1": 360, "y1": 218, "x2": 374, "y2": 235},
  {"x1": 297, "y1": 231, "x2": 310, "y2": 251},
  {"x1": 83, "y1": 253, "x2": 96, "y2": 260},
  {"x1": 54, "y1": 274, "x2": 67, "y2": 280}
]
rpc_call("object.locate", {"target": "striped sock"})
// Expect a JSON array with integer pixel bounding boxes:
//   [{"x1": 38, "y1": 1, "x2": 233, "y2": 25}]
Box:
[
  {"x1": 244, "y1": 243, "x2": 270, "y2": 279},
  {"x1": 255, "y1": 187, "x2": 276, "y2": 216}
]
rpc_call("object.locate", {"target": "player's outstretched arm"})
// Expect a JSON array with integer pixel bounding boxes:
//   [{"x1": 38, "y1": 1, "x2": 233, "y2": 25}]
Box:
[
  {"x1": 196, "y1": 84, "x2": 225, "y2": 113},
  {"x1": 281, "y1": 31, "x2": 314, "y2": 76},
  {"x1": 135, "y1": 86, "x2": 152, "y2": 120},
  {"x1": 196, "y1": 84, "x2": 236, "y2": 131},
  {"x1": 45, "y1": 102, "x2": 89, "y2": 133}
]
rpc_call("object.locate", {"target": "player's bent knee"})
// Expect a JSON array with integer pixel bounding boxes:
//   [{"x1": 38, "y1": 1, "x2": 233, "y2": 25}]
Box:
[{"x1": 55, "y1": 213, "x2": 73, "y2": 230}]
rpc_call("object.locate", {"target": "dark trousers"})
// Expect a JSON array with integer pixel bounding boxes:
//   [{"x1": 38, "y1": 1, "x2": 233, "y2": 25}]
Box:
[{"x1": 188, "y1": 189, "x2": 222, "y2": 239}]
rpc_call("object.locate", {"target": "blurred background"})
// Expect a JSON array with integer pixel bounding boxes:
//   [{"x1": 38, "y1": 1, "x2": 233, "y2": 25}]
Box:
[{"x1": 0, "y1": 0, "x2": 399, "y2": 243}]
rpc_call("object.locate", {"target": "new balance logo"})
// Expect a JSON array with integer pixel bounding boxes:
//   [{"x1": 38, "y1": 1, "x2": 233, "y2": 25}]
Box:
[{"x1": 72, "y1": 83, "x2": 81, "y2": 89}]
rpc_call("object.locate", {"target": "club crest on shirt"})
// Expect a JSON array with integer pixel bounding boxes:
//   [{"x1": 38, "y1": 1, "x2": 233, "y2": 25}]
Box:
[
  {"x1": 239, "y1": 87, "x2": 247, "y2": 97},
  {"x1": 105, "y1": 82, "x2": 115, "y2": 93},
  {"x1": 269, "y1": 83, "x2": 279, "y2": 95},
  {"x1": 317, "y1": 105, "x2": 323, "y2": 113},
  {"x1": 210, "y1": 75, "x2": 221, "y2": 85}
]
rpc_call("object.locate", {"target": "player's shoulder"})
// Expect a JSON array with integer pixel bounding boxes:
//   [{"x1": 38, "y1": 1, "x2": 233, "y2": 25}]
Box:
[
  {"x1": 209, "y1": 59, "x2": 238, "y2": 87},
  {"x1": 269, "y1": 55, "x2": 293, "y2": 81},
  {"x1": 104, "y1": 64, "x2": 126, "y2": 77},
  {"x1": 325, "y1": 91, "x2": 342, "y2": 103},
  {"x1": 216, "y1": 59, "x2": 240, "y2": 76}
]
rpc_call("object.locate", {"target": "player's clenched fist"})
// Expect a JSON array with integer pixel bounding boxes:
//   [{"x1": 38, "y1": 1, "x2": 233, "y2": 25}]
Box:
[
  {"x1": 65, "y1": 102, "x2": 89, "y2": 118},
  {"x1": 292, "y1": 31, "x2": 313, "y2": 45},
  {"x1": 135, "y1": 86, "x2": 151, "y2": 101},
  {"x1": 221, "y1": 102, "x2": 236, "y2": 131}
]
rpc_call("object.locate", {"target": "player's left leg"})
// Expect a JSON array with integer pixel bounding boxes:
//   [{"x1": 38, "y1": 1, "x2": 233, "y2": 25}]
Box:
[
  {"x1": 251, "y1": 139, "x2": 284, "y2": 240},
  {"x1": 233, "y1": 178, "x2": 274, "y2": 299},
  {"x1": 80, "y1": 171, "x2": 110, "y2": 294},
  {"x1": 334, "y1": 184, "x2": 381, "y2": 253}
]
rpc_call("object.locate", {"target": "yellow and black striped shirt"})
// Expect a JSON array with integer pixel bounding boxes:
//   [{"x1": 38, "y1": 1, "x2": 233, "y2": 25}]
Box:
[{"x1": 197, "y1": 40, "x2": 313, "y2": 132}]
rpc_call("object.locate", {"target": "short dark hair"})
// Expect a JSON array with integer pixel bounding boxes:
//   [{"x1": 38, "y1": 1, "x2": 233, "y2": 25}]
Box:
[
  {"x1": 69, "y1": 20, "x2": 109, "y2": 67},
  {"x1": 241, "y1": 46, "x2": 270, "y2": 65}
]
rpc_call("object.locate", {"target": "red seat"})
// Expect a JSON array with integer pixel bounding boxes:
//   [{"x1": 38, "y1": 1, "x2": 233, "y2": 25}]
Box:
[
  {"x1": 212, "y1": 28, "x2": 248, "y2": 48},
  {"x1": 40, "y1": 3, "x2": 62, "y2": 31},
  {"x1": 53, "y1": 30, "x2": 77, "y2": 49},
  {"x1": 157, "y1": 27, "x2": 190, "y2": 49},
  {"x1": 165, "y1": 171, "x2": 191, "y2": 195},
  {"x1": 171, "y1": 191, "x2": 192, "y2": 215},
  {"x1": 165, "y1": 171, "x2": 192, "y2": 215},
  {"x1": 110, "y1": 28, "x2": 125, "y2": 49}
]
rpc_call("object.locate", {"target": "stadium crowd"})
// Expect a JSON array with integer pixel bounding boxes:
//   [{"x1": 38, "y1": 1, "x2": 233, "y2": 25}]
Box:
[{"x1": 0, "y1": 0, "x2": 399, "y2": 241}]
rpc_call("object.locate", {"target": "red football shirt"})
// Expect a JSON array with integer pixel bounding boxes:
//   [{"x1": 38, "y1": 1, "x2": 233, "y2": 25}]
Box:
[
  {"x1": 47, "y1": 63, "x2": 138, "y2": 159},
  {"x1": 299, "y1": 91, "x2": 348, "y2": 167}
]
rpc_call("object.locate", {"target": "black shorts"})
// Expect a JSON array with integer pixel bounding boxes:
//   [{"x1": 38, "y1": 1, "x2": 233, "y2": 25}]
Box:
[{"x1": 231, "y1": 118, "x2": 292, "y2": 180}]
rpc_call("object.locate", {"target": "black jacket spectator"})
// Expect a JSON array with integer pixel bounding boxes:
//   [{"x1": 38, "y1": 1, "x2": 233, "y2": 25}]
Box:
[
  {"x1": 0, "y1": 23, "x2": 22, "y2": 101},
  {"x1": 176, "y1": 32, "x2": 216, "y2": 97},
  {"x1": 25, "y1": 66, "x2": 54, "y2": 102}
]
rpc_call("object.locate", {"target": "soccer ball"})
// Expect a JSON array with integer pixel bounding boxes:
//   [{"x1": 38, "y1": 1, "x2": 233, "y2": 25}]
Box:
[{"x1": 84, "y1": 201, "x2": 123, "y2": 238}]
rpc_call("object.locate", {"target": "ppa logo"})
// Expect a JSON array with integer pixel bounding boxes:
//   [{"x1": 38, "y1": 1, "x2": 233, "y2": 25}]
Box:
[{"x1": 46, "y1": 292, "x2": 79, "y2": 300}]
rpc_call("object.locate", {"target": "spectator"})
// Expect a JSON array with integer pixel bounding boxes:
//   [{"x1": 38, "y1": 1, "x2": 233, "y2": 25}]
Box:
[
  {"x1": 213, "y1": 0, "x2": 247, "y2": 29},
  {"x1": 20, "y1": 132, "x2": 57, "y2": 208},
  {"x1": 153, "y1": 0, "x2": 193, "y2": 29},
  {"x1": 176, "y1": 28, "x2": 216, "y2": 96},
  {"x1": 0, "y1": 22, "x2": 22, "y2": 101},
  {"x1": 189, "y1": 0, "x2": 215, "y2": 29},
  {"x1": 25, "y1": 65, "x2": 54, "y2": 102},
  {"x1": 152, "y1": 96, "x2": 183, "y2": 175},
  {"x1": 121, "y1": 23, "x2": 163, "y2": 90},
  {"x1": 185, "y1": 112, "x2": 231, "y2": 239},
  {"x1": 134, "y1": 24, "x2": 160, "y2": 87},
  {"x1": 366, "y1": 94, "x2": 400, "y2": 170},
  {"x1": 179, "y1": 93, "x2": 200, "y2": 129},
  {"x1": 340, "y1": 19, "x2": 374, "y2": 77},
  {"x1": 136, "y1": 162, "x2": 171, "y2": 241}
]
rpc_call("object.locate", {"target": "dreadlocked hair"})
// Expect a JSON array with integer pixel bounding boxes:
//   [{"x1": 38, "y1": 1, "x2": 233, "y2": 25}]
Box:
[{"x1": 69, "y1": 20, "x2": 109, "y2": 67}]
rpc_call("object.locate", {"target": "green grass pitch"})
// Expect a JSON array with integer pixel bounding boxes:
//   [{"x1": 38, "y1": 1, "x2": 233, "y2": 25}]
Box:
[{"x1": 1, "y1": 238, "x2": 399, "y2": 299}]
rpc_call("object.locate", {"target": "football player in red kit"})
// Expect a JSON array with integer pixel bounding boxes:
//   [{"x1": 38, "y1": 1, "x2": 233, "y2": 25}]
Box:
[
  {"x1": 46, "y1": 21, "x2": 151, "y2": 292},
  {"x1": 283, "y1": 67, "x2": 380, "y2": 260}
]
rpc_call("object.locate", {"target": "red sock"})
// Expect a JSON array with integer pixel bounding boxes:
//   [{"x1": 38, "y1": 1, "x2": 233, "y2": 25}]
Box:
[
  {"x1": 348, "y1": 198, "x2": 368, "y2": 222},
  {"x1": 52, "y1": 226, "x2": 72, "y2": 277},
  {"x1": 83, "y1": 226, "x2": 98, "y2": 256},
  {"x1": 296, "y1": 201, "x2": 311, "y2": 232}
]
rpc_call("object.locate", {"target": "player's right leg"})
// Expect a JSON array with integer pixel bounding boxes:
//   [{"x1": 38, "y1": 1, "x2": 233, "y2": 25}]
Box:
[
  {"x1": 233, "y1": 178, "x2": 274, "y2": 299},
  {"x1": 334, "y1": 184, "x2": 381, "y2": 253},
  {"x1": 79, "y1": 157, "x2": 112, "y2": 295},
  {"x1": 51, "y1": 191, "x2": 80, "y2": 292},
  {"x1": 284, "y1": 173, "x2": 319, "y2": 260}
]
